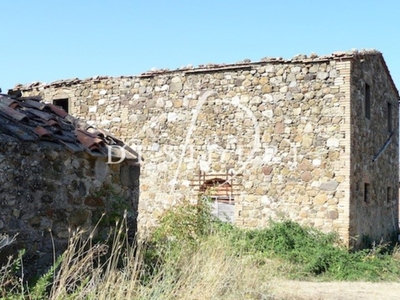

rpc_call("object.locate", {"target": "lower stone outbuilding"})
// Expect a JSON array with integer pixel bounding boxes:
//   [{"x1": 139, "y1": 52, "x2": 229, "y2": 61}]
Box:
[{"x1": 0, "y1": 92, "x2": 139, "y2": 278}]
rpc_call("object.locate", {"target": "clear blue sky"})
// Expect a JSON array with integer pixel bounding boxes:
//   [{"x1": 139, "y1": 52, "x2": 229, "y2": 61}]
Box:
[{"x1": 1, "y1": 0, "x2": 400, "y2": 92}]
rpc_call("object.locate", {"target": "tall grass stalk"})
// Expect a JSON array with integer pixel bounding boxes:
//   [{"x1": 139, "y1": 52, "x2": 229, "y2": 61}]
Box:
[{"x1": 1, "y1": 199, "x2": 400, "y2": 299}]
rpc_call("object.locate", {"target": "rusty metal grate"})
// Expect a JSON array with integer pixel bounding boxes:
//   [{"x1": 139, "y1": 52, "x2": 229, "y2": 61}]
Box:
[{"x1": 190, "y1": 169, "x2": 241, "y2": 203}]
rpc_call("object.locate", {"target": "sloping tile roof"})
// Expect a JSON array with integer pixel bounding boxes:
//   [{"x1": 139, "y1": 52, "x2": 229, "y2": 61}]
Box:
[
  {"x1": 0, "y1": 93, "x2": 138, "y2": 160},
  {"x1": 13, "y1": 49, "x2": 398, "y2": 99},
  {"x1": 12, "y1": 50, "x2": 398, "y2": 103}
]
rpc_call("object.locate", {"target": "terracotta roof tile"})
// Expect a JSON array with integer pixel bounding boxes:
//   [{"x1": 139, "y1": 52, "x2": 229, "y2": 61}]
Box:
[
  {"x1": 23, "y1": 99, "x2": 48, "y2": 110},
  {"x1": 0, "y1": 93, "x2": 138, "y2": 159},
  {"x1": 25, "y1": 108, "x2": 55, "y2": 121},
  {"x1": 0, "y1": 115, "x2": 38, "y2": 141},
  {"x1": 34, "y1": 126, "x2": 52, "y2": 138},
  {"x1": 0, "y1": 101, "x2": 29, "y2": 122},
  {"x1": 47, "y1": 103, "x2": 68, "y2": 118},
  {"x1": 75, "y1": 129, "x2": 106, "y2": 152}
]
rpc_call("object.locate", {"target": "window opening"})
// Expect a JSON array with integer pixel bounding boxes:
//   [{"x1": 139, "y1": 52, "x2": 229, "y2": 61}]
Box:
[
  {"x1": 200, "y1": 178, "x2": 234, "y2": 203},
  {"x1": 364, "y1": 183, "x2": 370, "y2": 203},
  {"x1": 387, "y1": 102, "x2": 393, "y2": 133},
  {"x1": 365, "y1": 83, "x2": 371, "y2": 120},
  {"x1": 191, "y1": 169, "x2": 240, "y2": 223},
  {"x1": 53, "y1": 98, "x2": 69, "y2": 113},
  {"x1": 387, "y1": 186, "x2": 392, "y2": 205}
]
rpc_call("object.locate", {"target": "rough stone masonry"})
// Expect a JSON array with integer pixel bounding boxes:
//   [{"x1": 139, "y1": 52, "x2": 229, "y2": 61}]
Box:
[
  {"x1": 17, "y1": 49, "x2": 399, "y2": 248},
  {"x1": 0, "y1": 93, "x2": 140, "y2": 278}
]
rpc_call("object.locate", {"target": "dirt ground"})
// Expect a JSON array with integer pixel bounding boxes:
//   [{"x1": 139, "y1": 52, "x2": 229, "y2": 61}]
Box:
[{"x1": 269, "y1": 280, "x2": 400, "y2": 300}]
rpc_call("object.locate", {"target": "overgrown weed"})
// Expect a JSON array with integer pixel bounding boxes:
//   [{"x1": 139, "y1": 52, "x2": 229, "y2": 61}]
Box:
[{"x1": 1, "y1": 197, "x2": 400, "y2": 299}]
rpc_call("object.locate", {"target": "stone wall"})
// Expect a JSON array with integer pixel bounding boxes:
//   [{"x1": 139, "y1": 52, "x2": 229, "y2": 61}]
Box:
[
  {"x1": 350, "y1": 55, "x2": 399, "y2": 247},
  {"x1": 0, "y1": 136, "x2": 139, "y2": 278},
  {"x1": 18, "y1": 50, "x2": 399, "y2": 247}
]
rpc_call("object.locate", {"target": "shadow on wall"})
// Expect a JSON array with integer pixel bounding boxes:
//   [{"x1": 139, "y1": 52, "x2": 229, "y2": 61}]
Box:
[
  {"x1": 0, "y1": 92, "x2": 140, "y2": 280},
  {"x1": 0, "y1": 141, "x2": 140, "y2": 280}
]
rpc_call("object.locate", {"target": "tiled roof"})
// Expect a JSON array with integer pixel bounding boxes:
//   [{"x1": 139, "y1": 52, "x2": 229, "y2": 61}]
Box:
[
  {"x1": 13, "y1": 49, "x2": 398, "y2": 101},
  {"x1": 0, "y1": 93, "x2": 138, "y2": 160}
]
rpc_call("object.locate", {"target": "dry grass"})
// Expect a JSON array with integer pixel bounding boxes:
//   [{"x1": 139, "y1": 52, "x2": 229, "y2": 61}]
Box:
[
  {"x1": 138, "y1": 236, "x2": 274, "y2": 299},
  {"x1": 0, "y1": 234, "x2": 17, "y2": 251},
  {"x1": 47, "y1": 218, "x2": 142, "y2": 300},
  {"x1": 2, "y1": 215, "x2": 400, "y2": 299},
  {"x1": 46, "y1": 232, "x2": 276, "y2": 299},
  {"x1": 0, "y1": 216, "x2": 280, "y2": 299}
]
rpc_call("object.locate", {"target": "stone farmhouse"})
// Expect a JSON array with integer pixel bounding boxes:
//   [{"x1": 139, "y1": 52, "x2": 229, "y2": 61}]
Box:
[
  {"x1": 0, "y1": 92, "x2": 139, "y2": 277},
  {"x1": 15, "y1": 49, "x2": 399, "y2": 248}
]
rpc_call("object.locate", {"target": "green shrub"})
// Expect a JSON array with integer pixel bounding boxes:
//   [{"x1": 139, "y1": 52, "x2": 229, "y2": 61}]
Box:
[
  {"x1": 218, "y1": 220, "x2": 400, "y2": 281},
  {"x1": 4, "y1": 200, "x2": 400, "y2": 299},
  {"x1": 151, "y1": 196, "x2": 213, "y2": 249},
  {"x1": 143, "y1": 196, "x2": 214, "y2": 282}
]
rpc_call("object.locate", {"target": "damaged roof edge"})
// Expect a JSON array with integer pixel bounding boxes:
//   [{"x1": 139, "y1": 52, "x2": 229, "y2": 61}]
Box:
[
  {"x1": 12, "y1": 49, "x2": 397, "y2": 95},
  {"x1": 0, "y1": 93, "x2": 139, "y2": 161}
]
